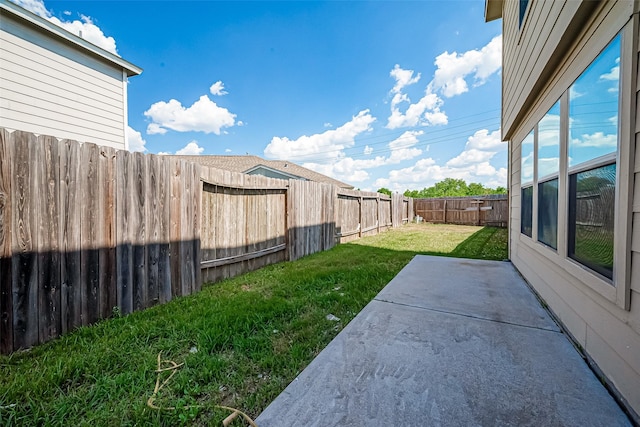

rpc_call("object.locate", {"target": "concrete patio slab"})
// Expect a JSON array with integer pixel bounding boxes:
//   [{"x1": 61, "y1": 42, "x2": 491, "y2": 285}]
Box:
[
  {"x1": 256, "y1": 255, "x2": 631, "y2": 426},
  {"x1": 375, "y1": 256, "x2": 558, "y2": 332}
]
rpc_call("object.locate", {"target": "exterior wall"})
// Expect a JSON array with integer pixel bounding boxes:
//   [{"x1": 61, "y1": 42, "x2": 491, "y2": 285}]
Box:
[
  {"x1": 503, "y1": 0, "x2": 639, "y2": 419},
  {"x1": 0, "y1": 9, "x2": 127, "y2": 149}
]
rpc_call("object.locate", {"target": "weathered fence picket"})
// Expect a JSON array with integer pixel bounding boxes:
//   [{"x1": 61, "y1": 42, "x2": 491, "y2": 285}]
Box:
[
  {"x1": 0, "y1": 128, "x2": 414, "y2": 354},
  {"x1": 413, "y1": 195, "x2": 508, "y2": 227}
]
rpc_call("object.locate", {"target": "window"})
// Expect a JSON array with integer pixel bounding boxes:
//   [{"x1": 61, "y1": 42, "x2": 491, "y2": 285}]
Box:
[
  {"x1": 521, "y1": 186, "x2": 533, "y2": 237},
  {"x1": 568, "y1": 164, "x2": 616, "y2": 279},
  {"x1": 520, "y1": 130, "x2": 534, "y2": 237},
  {"x1": 567, "y1": 34, "x2": 620, "y2": 281},
  {"x1": 517, "y1": 33, "x2": 621, "y2": 283},
  {"x1": 537, "y1": 101, "x2": 560, "y2": 249},
  {"x1": 519, "y1": 0, "x2": 530, "y2": 28}
]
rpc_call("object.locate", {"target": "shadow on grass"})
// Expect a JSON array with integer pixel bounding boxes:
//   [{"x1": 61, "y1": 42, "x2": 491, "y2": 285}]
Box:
[{"x1": 0, "y1": 225, "x2": 508, "y2": 426}]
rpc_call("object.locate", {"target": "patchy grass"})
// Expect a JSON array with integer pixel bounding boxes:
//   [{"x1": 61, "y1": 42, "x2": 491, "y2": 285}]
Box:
[{"x1": 0, "y1": 224, "x2": 507, "y2": 426}]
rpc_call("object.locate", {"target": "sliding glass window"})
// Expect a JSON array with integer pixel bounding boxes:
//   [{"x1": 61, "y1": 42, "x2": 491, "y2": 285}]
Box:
[
  {"x1": 520, "y1": 130, "x2": 534, "y2": 237},
  {"x1": 567, "y1": 34, "x2": 620, "y2": 280},
  {"x1": 537, "y1": 101, "x2": 560, "y2": 249}
]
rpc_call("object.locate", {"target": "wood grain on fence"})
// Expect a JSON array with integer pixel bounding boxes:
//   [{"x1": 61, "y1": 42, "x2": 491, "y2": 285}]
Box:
[
  {"x1": 1, "y1": 129, "x2": 201, "y2": 353},
  {"x1": 1, "y1": 128, "x2": 414, "y2": 354},
  {"x1": 199, "y1": 166, "x2": 287, "y2": 282},
  {"x1": 414, "y1": 196, "x2": 508, "y2": 227}
]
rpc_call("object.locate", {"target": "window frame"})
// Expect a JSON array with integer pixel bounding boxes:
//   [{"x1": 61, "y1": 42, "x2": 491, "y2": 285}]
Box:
[{"x1": 514, "y1": 20, "x2": 635, "y2": 310}]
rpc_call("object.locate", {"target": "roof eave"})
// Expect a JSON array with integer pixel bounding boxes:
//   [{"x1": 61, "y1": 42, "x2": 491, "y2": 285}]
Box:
[
  {"x1": 485, "y1": 0, "x2": 503, "y2": 22},
  {"x1": 0, "y1": 0, "x2": 142, "y2": 76}
]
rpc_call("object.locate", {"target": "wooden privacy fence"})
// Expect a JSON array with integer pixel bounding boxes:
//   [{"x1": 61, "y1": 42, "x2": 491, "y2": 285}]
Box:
[
  {"x1": 413, "y1": 195, "x2": 508, "y2": 227},
  {"x1": 0, "y1": 129, "x2": 201, "y2": 354},
  {"x1": 335, "y1": 190, "x2": 411, "y2": 243},
  {"x1": 0, "y1": 128, "x2": 412, "y2": 353}
]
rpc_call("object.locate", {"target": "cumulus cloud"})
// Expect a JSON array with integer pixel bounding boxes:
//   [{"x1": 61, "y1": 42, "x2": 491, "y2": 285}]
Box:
[
  {"x1": 445, "y1": 129, "x2": 504, "y2": 168},
  {"x1": 430, "y1": 35, "x2": 502, "y2": 97},
  {"x1": 390, "y1": 64, "x2": 421, "y2": 94},
  {"x1": 304, "y1": 156, "x2": 386, "y2": 183},
  {"x1": 126, "y1": 126, "x2": 146, "y2": 152},
  {"x1": 600, "y1": 58, "x2": 620, "y2": 81},
  {"x1": 175, "y1": 141, "x2": 204, "y2": 155},
  {"x1": 144, "y1": 94, "x2": 236, "y2": 135},
  {"x1": 13, "y1": 0, "x2": 118, "y2": 55},
  {"x1": 209, "y1": 81, "x2": 228, "y2": 96},
  {"x1": 387, "y1": 35, "x2": 501, "y2": 130},
  {"x1": 387, "y1": 130, "x2": 423, "y2": 164},
  {"x1": 375, "y1": 128, "x2": 506, "y2": 192},
  {"x1": 571, "y1": 132, "x2": 617, "y2": 148},
  {"x1": 264, "y1": 110, "x2": 376, "y2": 162},
  {"x1": 364, "y1": 145, "x2": 373, "y2": 155},
  {"x1": 387, "y1": 92, "x2": 446, "y2": 129}
]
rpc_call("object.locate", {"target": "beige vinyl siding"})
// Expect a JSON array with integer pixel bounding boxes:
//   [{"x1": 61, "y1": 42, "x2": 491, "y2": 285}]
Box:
[
  {"x1": 505, "y1": 0, "x2": 639, "y2": 417},
  {"x1": 0, "y1": 13, "x2": 126, "y2": 149}
]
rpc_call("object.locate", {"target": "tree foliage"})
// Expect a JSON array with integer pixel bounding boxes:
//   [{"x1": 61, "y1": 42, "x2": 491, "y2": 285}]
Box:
[
  {"x1": 403, "y1": 178, "x2": 506, "y2": 198},
  {"x1": 376, "y1": 187, "x2": 392, "y2": 196}
]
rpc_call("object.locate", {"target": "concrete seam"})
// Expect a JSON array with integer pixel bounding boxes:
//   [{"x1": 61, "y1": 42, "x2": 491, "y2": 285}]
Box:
[{"x1": 372, "y1": 297, "x2": 562, "y2": 333}]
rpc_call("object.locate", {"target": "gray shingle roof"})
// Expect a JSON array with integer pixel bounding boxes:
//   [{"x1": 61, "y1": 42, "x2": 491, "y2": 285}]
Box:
[{"x1": 175, "y1": 155, "x2": 354, "y2": 189}]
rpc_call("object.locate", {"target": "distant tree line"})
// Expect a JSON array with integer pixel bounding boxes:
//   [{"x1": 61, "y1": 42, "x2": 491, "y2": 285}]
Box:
[{"x1": 377, "y1": 178, "x2": 507, "y2": 198}]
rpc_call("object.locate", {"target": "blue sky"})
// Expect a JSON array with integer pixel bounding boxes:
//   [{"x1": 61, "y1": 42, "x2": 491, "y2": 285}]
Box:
[{"x1": 16, "y1": 0, "x2": 504, "y2": 192}]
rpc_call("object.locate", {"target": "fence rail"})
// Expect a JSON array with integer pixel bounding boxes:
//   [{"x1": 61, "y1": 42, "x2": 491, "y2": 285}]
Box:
[
  {"x1": 0, "y1": 129, "x2": 413, "y2": 353},
  {"x1": 413, "y1": 195, "x2": 508, "y2": 227}
]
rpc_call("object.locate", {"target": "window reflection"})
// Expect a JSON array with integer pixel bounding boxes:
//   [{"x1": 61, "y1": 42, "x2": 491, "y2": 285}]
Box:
[
  {"x1": 568, "y1": 164, "x2": 616, "y2": 279},
  {"x1": 538, "y1": 179, "x2": 558, "y2": 249},
  {"x1": 569, "y1": 35, "x2": 620, "y2": 166},
  {"x1": 538, "y1": 101, "x2": 560, "y2": 179},
  {"x1": 521, "y1": 130, "x2": 534, "y2": 183},
  {"x1": 521, "y1": 186, "x2": 533, "y2": 237}
]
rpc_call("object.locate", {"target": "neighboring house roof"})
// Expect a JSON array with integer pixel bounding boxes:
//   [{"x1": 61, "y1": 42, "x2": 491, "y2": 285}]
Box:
[
  {"x1": 0, "y1": 0, "x2": 142, "y2": 77},
  {"x1": 177, "y1": 155, "x2": 355, "y2": 189}
]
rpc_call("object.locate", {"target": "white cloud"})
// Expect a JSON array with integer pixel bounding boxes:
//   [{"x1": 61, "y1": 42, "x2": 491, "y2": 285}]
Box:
[
  {"x1": 538, "y1": 114, "x2": 560, "y2": 147},
  {"x1": 225, "y1": 148, "x2": 232, "y2": 153},
  {"x1": 600, "y1": 58, "x2": 620, "y2": 81},
  {"x1": 209, "y1": 81, "x2": 228, "y2": 96},
  {"x1": 390, "y1": 64, "x2": 421, "y2": 94},
  {"x1": 304, "y1": 156, "x2": 386, "y2": 183},
  {"x1": 571, "y1": 132, "x2": 617, "y2": 148},
  {"x1": 430, "y1": 34, "x2": 502, "y2": 98},
  {"x1": 375, "y1": 128, "x2": 506, "y2": 192},
  {"x1": 387, "y1": 91, "x2": 446, "y2": 129},
  {"x1": 386, "y1": 35, "x2": 501, "y2": 130},
  {"x1": 146, "y1": 123, "x2": 167, "y2": 135},
  {"x1": 324, "y1": 122, "x2": 333, "y2": 128},
  {"x1": 13, "y1": 0, "x2": 119, "y2": 55},
  {"x1": 144, "y1": 95, "x2": 236, "y2": 134},
  {"x1": 264, "y1": 110, "x2": 376, "y2": 162},
  {"x1": 175, "y1": 141, "x2": 204, "y2": 155},
  {"x1": 464, "y1": 128, "x2": 505, "y2": 151},
  {"x1": 364, "y1": 145, "x2": 373, "y2": 155},
  {"x1": 387, "y1": 130, "x2": 423, "y2": 164},
  {"x1": 446, "y1": 149, "x2": 494, "y2": 167},
  {"x1": 126, "y1": 126, "x2": 146, "y2": 152}
]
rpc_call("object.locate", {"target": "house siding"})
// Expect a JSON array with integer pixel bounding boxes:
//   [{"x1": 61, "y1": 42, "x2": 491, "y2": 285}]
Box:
[
  {"x1": 0, "y1": 11, "x2": 126, "y2": 149},
  {"x1": 503, "y1": 0, "x2": 639, "y2": 419}
]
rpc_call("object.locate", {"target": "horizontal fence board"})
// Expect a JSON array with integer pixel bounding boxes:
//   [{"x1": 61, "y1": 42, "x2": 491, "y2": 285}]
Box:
[
  {"x1": 414, "y1": 196, "x2": 508, "y2": 227},
  {"x1": 0, "y1": 127, "x2": 416, "y2": 354}
]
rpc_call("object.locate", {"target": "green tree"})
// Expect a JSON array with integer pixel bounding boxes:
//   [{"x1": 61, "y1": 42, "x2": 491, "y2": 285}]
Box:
[
  {"x1": 377, "y1": 187, "x2": 392, "y2": 196},
  {"x1": 404, "y1": 178, "x2": 507, "y2": 198}
]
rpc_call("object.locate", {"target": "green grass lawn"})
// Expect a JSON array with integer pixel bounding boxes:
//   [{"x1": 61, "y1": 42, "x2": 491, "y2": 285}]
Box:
[{"x1": 0, "y1": 224, "x2": 507, "y2": 426}]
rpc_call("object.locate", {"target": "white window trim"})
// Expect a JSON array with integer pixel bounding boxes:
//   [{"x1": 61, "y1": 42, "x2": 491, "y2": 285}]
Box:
[{"x1": 515, "y1": 18, "x2": 636, "y2": 310}]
